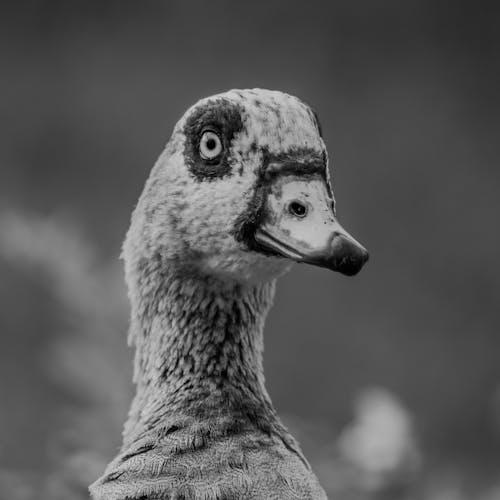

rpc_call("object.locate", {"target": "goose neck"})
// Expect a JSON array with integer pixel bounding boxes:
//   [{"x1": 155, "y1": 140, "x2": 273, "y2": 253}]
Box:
[{"x1": 123, "y1": 256, "x2": 277, "y2": 439}]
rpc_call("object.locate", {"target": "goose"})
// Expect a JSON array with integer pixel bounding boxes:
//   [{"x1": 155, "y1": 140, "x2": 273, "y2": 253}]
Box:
[{"x1": 89, "y1": 88, "x2": 368, "y2": 500}]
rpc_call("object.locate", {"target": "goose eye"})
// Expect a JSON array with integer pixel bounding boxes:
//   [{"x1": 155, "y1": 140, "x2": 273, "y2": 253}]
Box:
[
  {"x1": 288, "y1": 200, "x2": 308, "y2": 218},
  {"x1": 199, "y1": 131, "x2": 223, "y2": 160}
]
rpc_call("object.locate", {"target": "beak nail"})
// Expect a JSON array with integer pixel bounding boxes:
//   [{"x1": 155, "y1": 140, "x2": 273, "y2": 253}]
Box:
[{"x1": 328, "y1": 234, "x2": 369, "y2": 276}]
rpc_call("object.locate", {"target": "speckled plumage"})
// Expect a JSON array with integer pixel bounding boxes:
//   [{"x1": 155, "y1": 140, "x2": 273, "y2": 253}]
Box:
[{"x1": 89, "y1": 89, "x2": 340, "y2": 499}]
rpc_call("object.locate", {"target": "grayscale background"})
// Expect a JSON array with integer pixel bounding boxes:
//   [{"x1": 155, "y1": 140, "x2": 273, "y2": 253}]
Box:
[{"x1": 1, "y1": 1, "x2": 499, "y2": 499}]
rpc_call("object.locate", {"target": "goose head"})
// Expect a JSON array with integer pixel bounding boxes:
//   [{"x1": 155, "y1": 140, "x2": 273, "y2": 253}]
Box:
[{"x1": 126, "y1": 89, "x2": 368, "y2": 284}]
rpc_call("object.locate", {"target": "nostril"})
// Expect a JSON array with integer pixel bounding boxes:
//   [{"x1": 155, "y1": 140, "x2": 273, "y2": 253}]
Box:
[{"x1": 287, "y1": 200, "x2": 308, "y2": 218}]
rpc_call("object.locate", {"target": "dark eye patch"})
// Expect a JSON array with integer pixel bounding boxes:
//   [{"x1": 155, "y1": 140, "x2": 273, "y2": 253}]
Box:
[{"x1": 183, "y1": 98, "x2": 244, "y2": 182}]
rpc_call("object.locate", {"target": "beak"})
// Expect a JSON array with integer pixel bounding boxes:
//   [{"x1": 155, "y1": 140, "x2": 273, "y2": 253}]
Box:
[{"x1": 254, "y1": 176, "x2": 369, "y2": 276}]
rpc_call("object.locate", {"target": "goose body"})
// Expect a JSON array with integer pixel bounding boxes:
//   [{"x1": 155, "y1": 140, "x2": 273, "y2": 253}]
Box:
[{"x1": 90, "y1": 89, "x2": 368, "y2": 500}]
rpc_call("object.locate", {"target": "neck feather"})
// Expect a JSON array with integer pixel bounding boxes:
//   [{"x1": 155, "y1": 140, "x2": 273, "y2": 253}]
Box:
[{"x1": 122, "y1": 251, "x2": 277, "y2": 445}]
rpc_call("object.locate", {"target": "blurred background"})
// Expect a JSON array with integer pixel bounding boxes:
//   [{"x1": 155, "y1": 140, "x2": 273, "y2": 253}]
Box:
[{"x1": 1, "y1": 1, "x2": 499, "y2": 498}]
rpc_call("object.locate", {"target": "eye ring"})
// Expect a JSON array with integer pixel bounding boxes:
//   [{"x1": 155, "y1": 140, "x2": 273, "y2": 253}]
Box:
[
  {"x1": 288, "y1": 200, "x2": 308, "y2": 218},
  {"x1": 199, "y1": 130, "x2": 223, "y2": 160}
]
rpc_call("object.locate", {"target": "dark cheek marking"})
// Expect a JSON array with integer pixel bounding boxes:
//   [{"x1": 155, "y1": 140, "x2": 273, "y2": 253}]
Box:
[
  {"x1": 231, "y1": 180, "x2": 269, "y2": 252},
  {"x1": 232, "y1": 146, "x2": 329, "y2": 254},
  {"x1": 263, "y1": 147, "x2": 328, "y2": 182}
]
